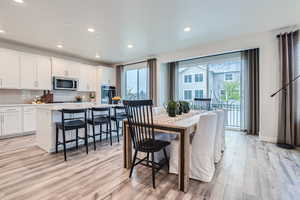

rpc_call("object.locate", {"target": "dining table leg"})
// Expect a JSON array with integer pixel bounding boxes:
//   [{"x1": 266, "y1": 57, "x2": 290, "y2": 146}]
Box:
[
  {"x1": 178, "y1": 129, "x2": 190, "y2": 192},
  {"x1": 123, "y1": 122, "x2": 132, "y2": 169}
]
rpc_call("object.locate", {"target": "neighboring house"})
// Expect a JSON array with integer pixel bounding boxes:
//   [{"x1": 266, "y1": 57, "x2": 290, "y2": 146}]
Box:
[{"x1": 178, "y1": 61, "x2": 241, "y2": 104}]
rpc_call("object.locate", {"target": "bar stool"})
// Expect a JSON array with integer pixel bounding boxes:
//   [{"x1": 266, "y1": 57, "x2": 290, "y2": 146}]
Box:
[
  {"x1": 88, "y1": 107, "x2": 112, "y2": 149},
  {"x1": 55, "y1": 108, "x2": 88, "y2": 161},
  {"x1": 110, "y1": 106, "x2": 127, "y2": 142}
]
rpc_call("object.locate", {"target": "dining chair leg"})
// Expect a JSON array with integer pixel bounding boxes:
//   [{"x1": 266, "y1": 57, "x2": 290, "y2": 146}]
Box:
[
  {"x1": 62, "y1": 129, "x2": 67, "y2": 161},
  {"x1": 151, "y1": 152, "x2": 156, "y2": 188},
  {"x1": 92, "y1": 124, "x2": 96, "y2": 150},
  {"x1": 55, "y1": 126, "x2": 59, "y2": 153},
  {"x1": 163, "y1": 148, "x2": 169, "y2": 170},
  {"x1": 84, "y1": 126, "x2": 89, "y2": 154},
  {"x1": 129, "y1": 150, "x2": 138, "y2": 178},
  {"x1": 147, "y1": 152, "x2": 150, "y2": 166},
  {"x1": 75, "y1": 129, "x2": 79, "y2": 149}
]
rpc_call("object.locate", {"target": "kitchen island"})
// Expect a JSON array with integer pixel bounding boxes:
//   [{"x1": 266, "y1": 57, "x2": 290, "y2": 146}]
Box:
[{"x1": 36, "y1": 102, "x2": 113, "y2": 152}]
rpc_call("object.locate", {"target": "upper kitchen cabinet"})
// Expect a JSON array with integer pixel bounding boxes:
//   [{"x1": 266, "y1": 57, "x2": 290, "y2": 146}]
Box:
[
  {"x1": 20, "y1": 53, "x2": 52, "y2": 90},
  {"x1": 98, "y1": 66, "x2": 115, "y2": 86},
  {"x1": 0, "y1": 48, "x2": 20, "y2": 89},
  {"x1": 78, "y1": 64, "x2": 97, "y2": 92},
  {"x1": 52, "y1": 58, "x2": 80, "y2": 78}
]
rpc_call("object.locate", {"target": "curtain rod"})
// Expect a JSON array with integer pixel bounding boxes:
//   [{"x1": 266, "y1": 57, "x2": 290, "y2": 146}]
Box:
[
  {"x1": 174, "y1": 50, "x2": 243, "y2": 63},
  {"x1": 276, "y1": 29, "x2": 299, "y2": 38},
  {"x1": 123, "y1": 60, "x2": 147, "y2": 66}
]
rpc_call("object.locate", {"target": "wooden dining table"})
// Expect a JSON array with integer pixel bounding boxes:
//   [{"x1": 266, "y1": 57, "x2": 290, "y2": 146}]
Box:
[{"x1": 123, "y1": 110, "x2": 201, "y2": 192}]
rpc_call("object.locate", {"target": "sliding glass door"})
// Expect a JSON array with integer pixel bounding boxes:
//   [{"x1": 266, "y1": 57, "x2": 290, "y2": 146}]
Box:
[
  {"x1": 123, "y1": 63, "x2": 149, "y2": 100},
  {"x1": 176, "y1": 52, "x2": 243, "y2": 129}
]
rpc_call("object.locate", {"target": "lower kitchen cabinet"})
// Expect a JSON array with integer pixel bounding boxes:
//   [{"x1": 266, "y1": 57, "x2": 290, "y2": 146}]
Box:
[
  {"x1": 23, "y1": 107, "x2": 36, "y2": 132},
  {"x1": 0, "y1": 107, "x2": 22, "y2": 136}
]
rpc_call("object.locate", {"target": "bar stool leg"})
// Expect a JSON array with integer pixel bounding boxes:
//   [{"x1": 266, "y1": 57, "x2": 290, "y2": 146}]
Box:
[
  {"x1": 84, "y1": 126, "x2": 89, "y2": 154},
  {"x1": 62, "y1": 129, "x2": 67, "y2": 161},
  {"x1": 76, "y1": 129, "x2": 79, "y2": 149},
  {"x1": 92, "y1": 123, "x2": 96, "y2": 150},
  {"x1": 55, "y1": 126, "x2": 59, "y2": 153},
  {"x1": 100, "y1": 124, "x2": 102, "y2": 142},
  {"x1": 116, "y1": 120, "x2": 120, "y2": 142},
  {"x1": 108, "y1": 123, "x2": 112, "y2": 146}
]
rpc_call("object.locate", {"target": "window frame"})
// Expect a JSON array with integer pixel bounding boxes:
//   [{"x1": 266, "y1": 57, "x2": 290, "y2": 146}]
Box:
[
  {"x1": 184, "y1": 90, "x2": 193, "y2": 100},
  {"x1": 184, "y1": 74, "x2": 193, "y2": 83},
  {"x1": 195, "y1": 89, "x2": 204, "y2": 98},
  {"x1": 195, "y1": 73, "x2": 204, "y2": 82},
  {"x1": 224, "y1": 73, "x2": 233, "y2": 81}
]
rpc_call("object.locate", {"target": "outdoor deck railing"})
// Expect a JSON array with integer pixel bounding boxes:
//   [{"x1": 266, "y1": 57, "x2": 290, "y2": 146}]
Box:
[{"x1": 191, "y1": 101, "x2": 241, "y2": 128}]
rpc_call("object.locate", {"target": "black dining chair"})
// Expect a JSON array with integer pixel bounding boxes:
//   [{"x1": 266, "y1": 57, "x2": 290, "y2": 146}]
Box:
[
  {"x1": 88, "y1": 107, "x2": 112, "y2": 149},
  {"x1": 194, "y1": 98, "x2": 212, "y2": 110},
  {"x1": 123, "y1": 100, "x2": 170, "y2": 189},
  {"x1": 55, "y1": 108, "x2": 88, "y2": 161},
  {"x1": 110, "y1": 106, "x2": 127, "y2": 142}
]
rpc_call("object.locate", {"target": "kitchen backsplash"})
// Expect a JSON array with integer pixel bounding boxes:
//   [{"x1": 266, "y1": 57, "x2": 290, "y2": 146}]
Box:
[{"x1": 0, "y1": 89, "x2": 92, "y2": 104}]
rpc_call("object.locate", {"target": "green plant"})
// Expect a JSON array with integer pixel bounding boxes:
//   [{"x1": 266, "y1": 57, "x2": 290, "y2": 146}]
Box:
[
  {"x1": 221, "y1": 81, "x2": 240, "y2": 101},
  {"x1": 166, "y1": 101, "x2": 177, "y2": 117},
  {"x1": 179, "y1": 101, "x2": 190, "y2": 113}
]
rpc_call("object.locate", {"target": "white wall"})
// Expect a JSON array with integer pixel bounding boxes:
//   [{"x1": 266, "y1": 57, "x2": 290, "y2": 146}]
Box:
[{"x1": 156, "y1": 31, "x2": 280, "y2": 143}]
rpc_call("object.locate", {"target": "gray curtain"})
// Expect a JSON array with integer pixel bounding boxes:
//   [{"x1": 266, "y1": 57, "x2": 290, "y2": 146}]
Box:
[
  {"x1": 115, "y1": 65, "x2": 123, "y2": 96},
  {"x1": 241, "y1": 48, "x2": 260, "y2": 135},
  {"x1": 148, "y1": 59, "x2": 157, "y2": 106},
  {"x1": 169, "y1": 62, "x2": 178, "y2": 101},
  {"x1": 277, "y1": 30, "x2": 300, "y2": 146}
]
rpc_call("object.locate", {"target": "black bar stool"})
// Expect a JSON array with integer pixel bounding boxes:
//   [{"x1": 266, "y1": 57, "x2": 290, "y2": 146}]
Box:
[
  {"x1": 55, "y1": 108, "x2": 88, "y2": 161},
  {"x1": 110, "y1": 106, "x2": 127, "y2": 142},
  {"x1": 88, "y1": 107, "x2": 112, "y2": 149}
]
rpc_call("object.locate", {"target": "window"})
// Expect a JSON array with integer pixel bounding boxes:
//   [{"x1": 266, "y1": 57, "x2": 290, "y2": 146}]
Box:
[
  {"x1": 220, "y1": 89, "x2": 225, "y2": 96},
  {"x1": 184, "y1": 75, "x2": 192, "y2": 83},
  {"x1": 195, "y1": 90, "x2": 204, "y2": 98},
  {"x1": 124, "y1": 65, "x2": 148, "y2": 100},
  {"x1": 195, "y1": 74, "x2": 203, "y2": 82},
  {"x1": 184, "y1": 90, "x2": 192, "y2": 100},
  {"x1": 225, "y1": 73, "x2": 233, "y2": 81}
]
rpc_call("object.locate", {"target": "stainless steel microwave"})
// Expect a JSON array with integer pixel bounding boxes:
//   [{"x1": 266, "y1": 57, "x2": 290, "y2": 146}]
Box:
[{"x1": 53, "y1": 77, "x2": 78, "y2": 90}]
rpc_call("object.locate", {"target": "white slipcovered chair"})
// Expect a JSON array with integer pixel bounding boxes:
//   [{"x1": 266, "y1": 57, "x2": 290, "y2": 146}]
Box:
[
  {"x1": 213, "y1": 110, "x2": 225, "y2": 163},
  {"x1": 169, "y1": 112, "x2": 218, "y2": 182}
]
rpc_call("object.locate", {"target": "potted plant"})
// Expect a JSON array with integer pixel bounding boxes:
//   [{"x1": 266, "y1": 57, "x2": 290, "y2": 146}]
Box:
[
  {"x1": 89, "y1": 92, "x2": 96, "y2": 102},
  {"x1": 179, "y1": 101, "x2": 190, "y2": 113},
  {"x1": 177, "y1": 102, "x2": 183, "y2": 115},
  {"x1": 166, "y1": 101, "x2": 178, "y2": 117}
]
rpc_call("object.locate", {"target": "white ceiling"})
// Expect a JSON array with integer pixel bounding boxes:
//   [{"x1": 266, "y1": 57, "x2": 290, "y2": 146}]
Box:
[{"x1": 0, "y1": 0, "x2": 299, "y2": 64}]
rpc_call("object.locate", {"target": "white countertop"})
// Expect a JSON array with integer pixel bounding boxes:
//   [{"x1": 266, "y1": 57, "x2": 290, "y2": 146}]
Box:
[
  {"x1": 0, "y1": 102, "x2": 107, "y2": 108},
  {"x1": 35, "y1": 102, "x2": 119, "y2": 111}
]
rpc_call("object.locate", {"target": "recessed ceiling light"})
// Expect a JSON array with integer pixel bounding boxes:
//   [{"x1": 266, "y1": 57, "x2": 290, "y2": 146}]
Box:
[
  {"x1": 56, "y1": 44, "x2": 63, "y2": 49},
  {"x1": 127, "y1": 44, "x2": 133, "y2": 48},
  {"x1": 184, "y1": 27, "x2": 191, "y2": 32},
  {"x1": 88, "y1": 28, "x2": 95, "y2": 33},
  {"x1": 13, "y1": 0, "x2": 24, "y2": 3},
  {"x1": 0, "y1": 30, "x2": 5, "y2": 34},
  {"x1": 95, "y1": 54, "x2": 100, "y2": 58}
]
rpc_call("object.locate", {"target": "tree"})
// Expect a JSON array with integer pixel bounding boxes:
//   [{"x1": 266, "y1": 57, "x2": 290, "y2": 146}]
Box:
[{"x1": 221, "y1": 81, "x2": 240, "y2": 102}]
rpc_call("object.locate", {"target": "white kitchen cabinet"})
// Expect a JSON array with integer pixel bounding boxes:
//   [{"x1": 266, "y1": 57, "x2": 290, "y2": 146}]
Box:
[
  {"x1": 36, "y1": 56, "x2": 52, "y2": 90},
  {"x1": 52, "y1": 58, "x2": 80, "y2": 78},
  {"x1": 20, "y1": 53, "x2": 36, "y2": 89},
  {"x1": 98, "y1": 66, "x2": 115, "y2": 86},
  {"x1": 0, "y1": 48, "x2": 20, "y2": 89},
  {"x1": 20, "y1": 53, "x2": 52, "y2": 90},
  {"x1": 79, "y1": 64, "x2": 97, "y2": 92},
  {"x1": 0, "y1": 107, "x2": 22, "y2": 136},
  {"x1": 23, "y1": 107, "x2": 36, "y2": 132}
]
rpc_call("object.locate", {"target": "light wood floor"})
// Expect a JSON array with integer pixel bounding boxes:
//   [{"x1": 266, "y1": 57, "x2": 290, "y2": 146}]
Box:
[{"x1": 0, "y1": 131, "x2": 299, "y2": 200}]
